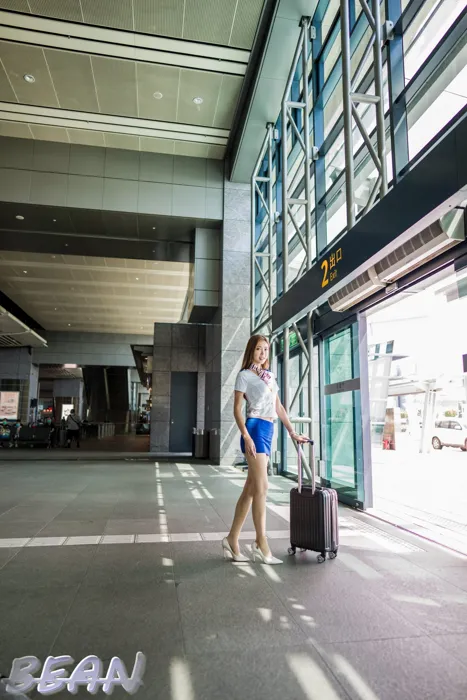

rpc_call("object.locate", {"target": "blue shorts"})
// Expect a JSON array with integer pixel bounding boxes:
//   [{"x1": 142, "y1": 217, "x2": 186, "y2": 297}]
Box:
[{"x1": 241, "y1": 418, "x2": 274, "y2": 456}]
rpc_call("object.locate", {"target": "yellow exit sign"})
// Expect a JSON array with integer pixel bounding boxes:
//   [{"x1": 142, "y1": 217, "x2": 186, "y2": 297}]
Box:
[{"x1": 321, "y1": 247, "x2": 342, "y2": 288}]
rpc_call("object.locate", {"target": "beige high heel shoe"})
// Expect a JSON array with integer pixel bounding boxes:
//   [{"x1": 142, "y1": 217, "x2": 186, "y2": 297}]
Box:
[
  {"x1": 251, "y1": 541, "x2": 283, "y2": 565},
  {"x1": 222, "y1": 537, "x2": 249, "y2": 562}
]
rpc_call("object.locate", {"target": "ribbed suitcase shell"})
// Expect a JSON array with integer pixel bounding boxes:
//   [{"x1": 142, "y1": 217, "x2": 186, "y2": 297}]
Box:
[
  {"x1": 290, "y1": 485, "x2": 339, "y2": 556},
  {"x1": 289, "y1": 439, "x2": 339, "y2": 560}
]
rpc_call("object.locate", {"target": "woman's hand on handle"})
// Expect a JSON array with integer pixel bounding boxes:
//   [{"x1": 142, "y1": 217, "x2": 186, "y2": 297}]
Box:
[{"x1": 289, "y1": 431, "x2": 309, "y2": 445}]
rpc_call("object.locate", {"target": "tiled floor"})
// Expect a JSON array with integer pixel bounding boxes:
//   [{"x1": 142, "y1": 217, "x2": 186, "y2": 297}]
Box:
[{"x1": 1, "y1": 459, "x2": 467, "y2": 700}]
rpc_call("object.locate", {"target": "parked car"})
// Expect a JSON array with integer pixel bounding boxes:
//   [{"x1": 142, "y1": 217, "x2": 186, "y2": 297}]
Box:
[{"x1": 432, "y1": 420, "x2": 467, "y2": 451}]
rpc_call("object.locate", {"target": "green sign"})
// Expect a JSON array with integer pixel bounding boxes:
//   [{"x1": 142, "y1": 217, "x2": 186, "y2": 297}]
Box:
[{"x1": 279, "y1": 330, "x2": 299, "y2": 353}]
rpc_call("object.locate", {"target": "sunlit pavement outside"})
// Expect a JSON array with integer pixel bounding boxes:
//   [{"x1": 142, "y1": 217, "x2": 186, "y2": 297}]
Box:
[
  {"x1": 0, "y1": 459, "x2": 467, "y2": 700},
  {"x1": 371, "y1": 437, "x2": 467, "y2": 553}
]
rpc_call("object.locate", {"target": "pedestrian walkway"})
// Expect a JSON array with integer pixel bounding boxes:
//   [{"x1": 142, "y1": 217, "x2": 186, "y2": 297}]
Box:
[{"x1": 1, "y1": 460, "x2": 467, "y2": 700}]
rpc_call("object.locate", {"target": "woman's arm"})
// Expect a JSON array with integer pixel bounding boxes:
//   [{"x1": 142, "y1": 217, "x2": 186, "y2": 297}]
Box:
[
  {"x1": 234, "y1": 391, "x2": 256, "y2": 456},
  {"x1": 276, "y1": 396, "x2": 308, "y2": 443}
]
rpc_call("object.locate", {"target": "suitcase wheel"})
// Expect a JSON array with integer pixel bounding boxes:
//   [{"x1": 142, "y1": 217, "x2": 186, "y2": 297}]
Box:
[
  {"x1": 329, "y1": 550, "x2": 338, "y2": 559},
  {"x1": 317, "y1": 554, "x2": 326, "y2": 564},
  {"x1": 288, "y1": 546, "x2": 296, "y2": 555}
]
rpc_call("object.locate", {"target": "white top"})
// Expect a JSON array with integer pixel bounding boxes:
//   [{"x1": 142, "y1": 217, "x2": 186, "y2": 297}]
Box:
[{"x1": 234, "y1": 369, "x2": 279, "y2": 419}]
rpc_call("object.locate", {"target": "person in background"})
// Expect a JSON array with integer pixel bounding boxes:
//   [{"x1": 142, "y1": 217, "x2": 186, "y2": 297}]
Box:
[
  {"x1": 46, "y1": 416, "x2": 56, "y2": 448},
  {"x1": 66, "y1": 409, "x2": 81, "y2": 448}
]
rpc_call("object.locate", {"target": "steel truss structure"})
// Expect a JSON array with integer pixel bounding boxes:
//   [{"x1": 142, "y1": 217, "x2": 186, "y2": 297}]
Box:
[
  {"x1": 251, "y1": 18, "x2": 317, "y2": 478},
  {"x1": 340, "y1": 0, "x2": 388, "y2": 229},
  {"x1": 250, "y1": 0, "x2": 463, "y2": 479}
]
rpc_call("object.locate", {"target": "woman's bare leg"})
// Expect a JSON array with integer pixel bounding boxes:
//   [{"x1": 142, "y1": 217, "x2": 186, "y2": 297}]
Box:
[
  {"x1": 248, "y1": 453, "x2": 270, "y2": 555},
  {"x1": 227, "y1": 452, "x2": 270, "y2": 556},
  {"x1": 227, "y1": 474, "x2": 253, "y2": 554}
]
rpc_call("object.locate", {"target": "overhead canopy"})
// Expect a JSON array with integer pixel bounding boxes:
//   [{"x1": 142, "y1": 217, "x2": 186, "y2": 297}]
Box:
[{"x1": 0, "y1": 304, "x2": 47, "y2": 347}]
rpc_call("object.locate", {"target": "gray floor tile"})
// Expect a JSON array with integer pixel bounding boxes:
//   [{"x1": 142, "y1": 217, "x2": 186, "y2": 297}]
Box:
[
  {"x1": 426, "y1": 565, "x2": 467, "y2": 592},
  {"x1": 318, "y1": 636, "x2": 467, "y2": 700},
  {"x1": 366, "y1": 571, "x2": 467, "y2": 635},
  {"x1": 83, "y1": 543, "x2": 174, "y2": 585},
  {"x1": 36, "y1": 519, "x2": 108, "y2": 536},
  {"x1": 0, "y1": 520, "x2": 48, "y2": 538},
  {"x1": 0, "y1": 545, "x2": 97, "y2": 590},
  {"x1": 54, "y1": 508, "x2": 115, "y2": 521},
  {"x1": 0, "y1": 547, "x2": 19, "y2": 570},
  {"x1": 0, "y1": 584, "x2": 79, "y2": 671},
  {"x1": 177, "y1": 575, "x2": 307, "y2": 652},
  {"x1": 0, "y1": 506, "x2": 63, "y2": 522},
  {"x1": 51, "y1": 580, "x2": 184, "y2": 661},
  {"x1": 184, "y1": 646, "x2": 351, "y2": 700},
  {"x1": 271, "y1": 569, "x2": 425, "y2": 643},
  {"x1": 431, "y1": 632, "x2": 467, "y2": 667},
  {"x1": 104, "y1": 518, "x2": 163, "y2": 535}
]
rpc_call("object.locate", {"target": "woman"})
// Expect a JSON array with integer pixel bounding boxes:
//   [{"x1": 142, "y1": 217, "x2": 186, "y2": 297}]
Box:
[{"x1": 222, "y1": 334, "x2": 307, "y2": 565}]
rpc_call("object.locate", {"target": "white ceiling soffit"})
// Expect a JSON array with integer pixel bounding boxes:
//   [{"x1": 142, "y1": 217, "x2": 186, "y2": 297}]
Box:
[
  {"x1": 0, "y1": 0, "x2": 266, "y2": 159},
  {"x1": 0, "y1": 251, "x2": 192, "y2": 335},
  {"x1": 0, "y1": 304, "x2": 47, "y2": 347},
  {"x1": 230, "y1": 0, "x2": 319, "y2": 182}
]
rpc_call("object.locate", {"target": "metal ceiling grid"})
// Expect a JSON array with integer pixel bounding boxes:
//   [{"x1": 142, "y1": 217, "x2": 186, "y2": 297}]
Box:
[
  {"x1": 0, "y1": 0, "x2": 267, "y2": 157},
  {"x1": 0, "y1": 0, "x2": 264, "y2": 49},
  {"x1": 0, "y1": 251, "x2": 191, "y2": 333}
]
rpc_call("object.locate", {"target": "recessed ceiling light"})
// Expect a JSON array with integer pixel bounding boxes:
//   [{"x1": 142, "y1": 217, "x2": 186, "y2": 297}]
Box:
[
  {"x1": 135, "y1": 277, "x2": 139, "y2": 280},
  {"x1": 153, "y1": 91, "x2": 163, "y2": 99},
  {"x1": 23, "y1": 270, "x2": 27, "y2": 274},
  {"x1": 15, "y1": 215, "x2": 24, "y2": 220},
  {"x1": 52, "y1": 255, "x2": 56, "y2": 259},
  {"x1": 68, "y1": 323, "x2": 71, "y2": 327},
  {"x1": 193, "y1": 97, "x2": 203, "y2": 105},
  {"x1": 64, "y1": 243, "x2": 69, "y2": 247},
  {"x1": 152, "y1": 226, "x2": 156, "y2": 230},
  {"x1": 23, "y1": 74, "x2": 35, "y2": 83},
  {"x1": 53, "y1": 219, "x2": 57, "y2": 222},
  {"x1": 54, "y1": 308, "x2": 58, "y2": 311}
]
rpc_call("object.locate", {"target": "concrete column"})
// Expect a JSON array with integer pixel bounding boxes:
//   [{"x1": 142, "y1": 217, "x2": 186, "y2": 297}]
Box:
[{"x1": 218, "y1": 180, "x2": 251, "y2": 463}]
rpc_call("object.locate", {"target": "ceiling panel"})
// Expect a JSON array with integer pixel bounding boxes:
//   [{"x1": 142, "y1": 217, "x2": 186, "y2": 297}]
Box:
[
  {"x1": 67, "y1": 128, "x2": 105, "y2": 147},
  {"x1": 44, "y1": 49, "x2": 99, "y2": 113},
  {"x1": 177, "y1": 69, "x2": 222, "y2": 126},
  {"x1": 0, "y1": 0, "x2": 265, "y2": 49},
  {"x1": 184, "y1": 0, "x2": 236, "y2": 45},
  {"x1": 81, "y1": 0, "x2": 133, "y2": 31},
  {"x1": 0, "y1": 0, "x2": 29, "y2": 11},
  {"x1": 0, "y1": 42, "x2": 58, "y2": 107},
  {"x1": 28, "y1": 0, "x2": 83, "y2": 22},
  {"x1": 0, "y1": 251, "x2": 191, "y2": 333},
  {"x1": 137, "y1": 63, "x2": 180, "y2": 122},
  {"x1": 139, "y1": 136, "x2": 175, "y2": 154},
  {"x1": 133, "y1": 0, "x2": 184, "y2": 38},
  {"x1": 174, "y1": 141, "x2": 209, "y2": 158},
  {"x1": 230, "y1": 0, "x2": 265, "y2": 49},
  {"x1": 104, "y1": 133, "x2": 140, "y2": 151},
  {"x1": 213, "y1": 75, "x2": 243, "y2": 129},
  {"x1": 29, "y1": 124, "x2": 69, "y2": 142},
  {"x1": 0, "y1": 61, "x2": 17, "y2": 103},
  {"x1": 91, "y1": 56, "x2": 138, "y2": 117},
  {"x1": 0, "y1": 119, "x2": 31, "y2": 138}
]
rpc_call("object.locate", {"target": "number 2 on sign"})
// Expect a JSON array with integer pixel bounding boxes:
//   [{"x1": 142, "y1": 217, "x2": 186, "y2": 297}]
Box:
[{"x1": 321, "y1": 259, "x2": 329, "y2": 288}]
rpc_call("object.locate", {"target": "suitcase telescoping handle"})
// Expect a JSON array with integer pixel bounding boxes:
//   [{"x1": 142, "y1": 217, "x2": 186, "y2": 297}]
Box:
[{"x1": 296, "y1": 438, "x2": 315, "y2": 495}]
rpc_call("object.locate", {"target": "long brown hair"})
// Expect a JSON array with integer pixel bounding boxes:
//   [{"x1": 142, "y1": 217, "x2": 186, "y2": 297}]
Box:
[{"x1": 241, "y1": 335, "x2": 270, "y2": 371}]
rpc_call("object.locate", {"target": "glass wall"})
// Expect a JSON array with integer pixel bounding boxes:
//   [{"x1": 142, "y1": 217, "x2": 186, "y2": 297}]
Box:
[
  {"x1": 251, "y1": 0, "x2": 467, "y2": 330},
  {"x1": 320, "y1": 321, "x2": 366, "y2": 507}
]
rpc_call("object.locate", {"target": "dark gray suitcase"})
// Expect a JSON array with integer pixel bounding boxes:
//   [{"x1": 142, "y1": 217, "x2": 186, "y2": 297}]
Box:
[{"x1": 289, "y1": 439, "x2": 339, "y2": 563}]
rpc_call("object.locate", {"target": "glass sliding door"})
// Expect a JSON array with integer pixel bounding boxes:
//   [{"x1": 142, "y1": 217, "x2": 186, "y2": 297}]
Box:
[{"x1": 319, "y1": 318, "x2": 370, "y2": 508}]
